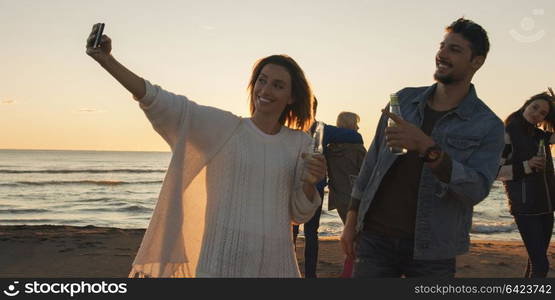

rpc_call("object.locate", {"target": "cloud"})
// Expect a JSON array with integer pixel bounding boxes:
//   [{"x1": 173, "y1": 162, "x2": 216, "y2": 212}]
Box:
[
  {"x1": 201, "y1": 25, "x2": 216, "y2": 31},
  {"x1": 78, "y1": 108, "x2": 100, "y2": 113},
  {"x1": 1, "y1": 99, "x2": 15, "y2": 105}
]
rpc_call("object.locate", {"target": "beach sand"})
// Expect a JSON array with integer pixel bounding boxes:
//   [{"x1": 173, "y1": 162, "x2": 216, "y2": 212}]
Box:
[{"x1": 0, "y1": 225, "x2": 553, "y2": 278}]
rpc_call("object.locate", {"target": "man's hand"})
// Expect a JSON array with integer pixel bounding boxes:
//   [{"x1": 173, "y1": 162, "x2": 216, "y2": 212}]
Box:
[
  {"x1": 382, "y1": 109, "x2": 435, "y2": 156},
  {"x1": 340, "y1": 211, "x2": 358, "y2": 261}
]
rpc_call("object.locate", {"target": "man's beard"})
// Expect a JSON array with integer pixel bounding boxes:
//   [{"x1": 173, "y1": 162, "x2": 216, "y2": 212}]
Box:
[{"x1": 433, "y1": 71, "x2": 455, "y2": 85}]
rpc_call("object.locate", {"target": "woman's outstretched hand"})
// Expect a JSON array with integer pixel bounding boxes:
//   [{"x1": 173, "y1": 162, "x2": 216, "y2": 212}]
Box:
[
  {"x1": 86, "y1": 25, "x2": 112, "y2": 64},
  {"x1": 83, "y1": 25, "x2": 146, "y2": 99}
]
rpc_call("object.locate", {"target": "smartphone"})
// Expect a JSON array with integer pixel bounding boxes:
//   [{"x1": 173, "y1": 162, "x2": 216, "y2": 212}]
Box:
[{"x1": 91, "y1": 23, "x2": 105, "y2": 48}]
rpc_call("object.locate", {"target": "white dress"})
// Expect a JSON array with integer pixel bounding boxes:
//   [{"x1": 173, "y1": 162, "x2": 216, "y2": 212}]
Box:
[{"x1": 128, "y1": 80, "x2": 321, "y2": 278}]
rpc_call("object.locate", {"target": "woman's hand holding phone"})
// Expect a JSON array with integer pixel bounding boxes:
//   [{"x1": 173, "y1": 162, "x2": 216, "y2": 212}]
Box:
[{"x1": 86, "y1": 23, "x2": 111, "y2": 64}]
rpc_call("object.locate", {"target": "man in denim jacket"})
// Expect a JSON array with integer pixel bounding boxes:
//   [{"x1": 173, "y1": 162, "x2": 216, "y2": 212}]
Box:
[{"x1": 340, "y1": 18, "x2": 505, "y2": 277}]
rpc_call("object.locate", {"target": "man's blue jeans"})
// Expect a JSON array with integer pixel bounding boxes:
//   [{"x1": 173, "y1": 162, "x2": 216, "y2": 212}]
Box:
[{"x1": 353, "y1": 231, "x2": 456, "y2": 278}]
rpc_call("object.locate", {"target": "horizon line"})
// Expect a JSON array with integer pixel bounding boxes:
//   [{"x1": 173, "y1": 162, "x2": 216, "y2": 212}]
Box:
[{"x1": 0, "y1": 148, "x2": 170, "y2": 153}]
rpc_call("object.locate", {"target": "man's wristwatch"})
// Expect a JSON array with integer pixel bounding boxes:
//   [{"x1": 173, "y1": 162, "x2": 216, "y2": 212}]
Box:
[{"x1": 420, "y1": 144, "x2": 442, "y2": 163}]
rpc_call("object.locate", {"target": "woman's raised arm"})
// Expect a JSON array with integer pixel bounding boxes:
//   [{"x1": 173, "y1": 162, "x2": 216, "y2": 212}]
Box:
[{"x1": 86, "y1": 25, "x2": 146, "y2": 100}]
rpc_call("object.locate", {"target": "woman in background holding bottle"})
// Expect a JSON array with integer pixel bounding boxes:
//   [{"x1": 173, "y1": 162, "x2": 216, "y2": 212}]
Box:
[{"x1": 497, "y1": 91, "x2": 555, "y2": 277}]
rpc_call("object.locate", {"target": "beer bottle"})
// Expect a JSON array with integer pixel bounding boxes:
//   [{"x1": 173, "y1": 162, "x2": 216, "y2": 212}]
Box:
[
  {"x1": 535, "y1": 139, "x2": 546, "y2": 172},
  {"x1": 388, "y1": 93, "x2": 407, "y2": 155},
  {"x1": 312, "y1": 121, "x2": 325, "y2": 154},
  {"x1": 302, "y1": 121, "x2": 325, "y2": 183},
  {"x1": 537, "y1": 139, "x2": 546, "y2": 158}
]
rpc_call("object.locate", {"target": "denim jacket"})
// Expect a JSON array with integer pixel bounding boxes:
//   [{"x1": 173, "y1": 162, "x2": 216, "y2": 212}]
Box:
[{"x1": 351, "y1": 84, "x2": 505, "y2": 260}]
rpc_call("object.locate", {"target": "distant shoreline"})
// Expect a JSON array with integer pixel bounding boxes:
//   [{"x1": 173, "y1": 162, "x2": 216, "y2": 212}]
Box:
[{"x1": 0, "y1": 148, "x2": 171, "y2": 153}]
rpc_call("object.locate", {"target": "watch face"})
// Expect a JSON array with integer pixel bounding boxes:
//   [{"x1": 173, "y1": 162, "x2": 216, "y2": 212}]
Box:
[
  {"x1": 428, "y1": 150, "x2": 441, "y2": 161},
  {"x1": 423, "y1": 145, "x2": 442, "y2": 162}
]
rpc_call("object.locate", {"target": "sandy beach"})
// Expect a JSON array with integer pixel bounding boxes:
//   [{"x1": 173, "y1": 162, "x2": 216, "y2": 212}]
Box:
[{"x1": 0, "y1": 225, "x2": 553, "y2": 278}]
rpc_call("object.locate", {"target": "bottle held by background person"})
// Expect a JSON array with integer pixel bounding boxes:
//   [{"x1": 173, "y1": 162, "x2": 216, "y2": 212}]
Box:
[
  {"x1": 537, "y1": 139, "x2": 546, "y2": 158},
  {"x1": 388, "y1": 93, "x2": 407, "y2": 155},
  {"x1": 536, "y1": 139, "x2": 546, "y2": 172}
]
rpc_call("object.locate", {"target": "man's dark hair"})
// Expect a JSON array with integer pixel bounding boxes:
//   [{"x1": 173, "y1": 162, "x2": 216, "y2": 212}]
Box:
[{"x1": 446, "y1": 18, "x2": 490, "y2": 59}]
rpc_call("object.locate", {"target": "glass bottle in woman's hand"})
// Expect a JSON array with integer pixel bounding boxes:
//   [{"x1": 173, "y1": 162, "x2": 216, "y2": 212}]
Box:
[
  {"x1": 302, "y1": 121, "x2": 326, "y2": 183},
  {"x1": 530, "y1": 139, "x2": 547, "y2": 172},
  {"x1": 534, "y1": 139, "x2": 547, "y2": 172}
]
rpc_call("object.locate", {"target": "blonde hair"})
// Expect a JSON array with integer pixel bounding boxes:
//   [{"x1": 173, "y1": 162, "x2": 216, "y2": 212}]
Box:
[{"x1": 336, "y1": 112, "x2": 360, "y2": 130}]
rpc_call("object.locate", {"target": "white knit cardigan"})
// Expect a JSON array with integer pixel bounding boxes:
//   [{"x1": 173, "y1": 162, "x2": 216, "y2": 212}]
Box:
[{"x1": 128, "y1": 80, "x2": 321, "y2": 278}]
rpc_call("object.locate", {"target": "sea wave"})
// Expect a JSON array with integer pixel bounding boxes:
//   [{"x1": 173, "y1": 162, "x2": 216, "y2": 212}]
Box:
[
  {"x1": 471, "y1": 222, "x2": 516, "y2": 234},
  {"x1": 0, "y1": 219, "x2": 85, "y2": 224},
  {"x1": 0, "y1": 180, "x2": 163, "y2": 187},
  {"x1": 76, "y1": 205, "x2": 152, "y2": 214},
  {"x1": 73, "y1": 197, "x2": 122, "y2": 203},
  {"x1": 0, "y1": 209, "x2": 51, "y2": 214},
  {"x1": 0, "y1": 168, "x2": 166, "y2": 174}
]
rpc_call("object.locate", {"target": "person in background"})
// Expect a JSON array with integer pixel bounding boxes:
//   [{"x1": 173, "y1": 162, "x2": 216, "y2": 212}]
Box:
[
  {"x1": 497, "y1": 91, "x2": 555, "y2": 277},
  {"x1": 293, "y1": 100, "x2": 363, "y2": 278},
  {"x1": 341, "y1": 17, "x2": 505, "y2": 278},
  {"x1": 325, "y1": 111, "x2": 366, "y2": 277},
  {"x1": 86, "y1": 27, "x2": 326, "y2": 277},
  {"x1": 336, "y1": 112, "x2": 360, "y2": 133},
  {"x1": 327, "y1": 112, "x2": 366, "y2": 223}
]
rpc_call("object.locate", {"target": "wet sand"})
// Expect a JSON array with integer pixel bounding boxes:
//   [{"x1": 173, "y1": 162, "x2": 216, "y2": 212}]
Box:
[{"x1": 0, "y1": 225, "x2": 553, "y2": 278}]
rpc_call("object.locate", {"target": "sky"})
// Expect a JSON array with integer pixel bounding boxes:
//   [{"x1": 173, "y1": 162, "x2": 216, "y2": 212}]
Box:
[{"x1": 1, "y1": 0, "x2": 554, "y2": 152}]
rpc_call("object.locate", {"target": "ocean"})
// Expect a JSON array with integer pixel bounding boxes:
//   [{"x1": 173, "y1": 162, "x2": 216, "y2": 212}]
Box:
[{"x1": 0, "y1": 149, "x2": 534, "y2": 241}]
